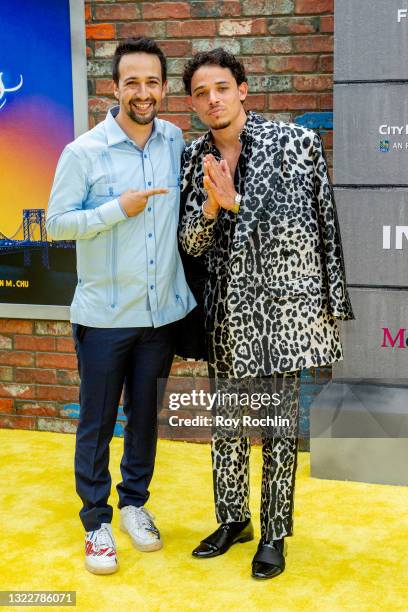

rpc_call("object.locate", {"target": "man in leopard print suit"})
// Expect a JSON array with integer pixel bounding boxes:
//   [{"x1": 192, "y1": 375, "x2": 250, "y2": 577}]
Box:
[{"x1": 178, "y1": 49, "x2": 354, "y2": 580}]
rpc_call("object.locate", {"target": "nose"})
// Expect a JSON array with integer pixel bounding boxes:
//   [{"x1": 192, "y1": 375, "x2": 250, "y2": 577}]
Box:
[
  {"x1": 208, "y1": 89, "x2": 219, "y2": 105},
  {"x1": 136, "y1": 83, "x2": 149, "y2": 99}
]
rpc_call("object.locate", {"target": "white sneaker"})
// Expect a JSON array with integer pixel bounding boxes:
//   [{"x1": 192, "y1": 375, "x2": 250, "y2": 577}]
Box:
[
  {"x1": 120, "y1": 505, "x2": 163, "y2": 552},
  {"x1": 85, "y1": 523, "x2": 118, "y2": 575}
]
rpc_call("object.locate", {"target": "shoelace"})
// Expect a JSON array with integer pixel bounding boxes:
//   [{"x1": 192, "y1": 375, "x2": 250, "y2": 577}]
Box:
[
  {"x1": 126, "y1": 506, "x2": 159, "y2": 535},
  {"x1": 91, "y1": 525, "x2": 115, "y2": 552}
]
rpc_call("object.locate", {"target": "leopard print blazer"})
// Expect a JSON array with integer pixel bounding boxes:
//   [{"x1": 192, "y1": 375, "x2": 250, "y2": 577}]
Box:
[{"x1": 179, "y1": 112, "x2": 354, "y2": 377}]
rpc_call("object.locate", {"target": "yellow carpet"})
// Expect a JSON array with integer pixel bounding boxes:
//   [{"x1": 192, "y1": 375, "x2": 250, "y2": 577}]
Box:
[{"x1": 0, "y1": 430, "x2": 407, "y2": 612}]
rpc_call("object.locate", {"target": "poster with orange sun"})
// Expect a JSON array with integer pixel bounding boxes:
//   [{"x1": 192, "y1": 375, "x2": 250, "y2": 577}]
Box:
[{"x1": 0, "y1": 0, "x2": 87, "y2": 317}]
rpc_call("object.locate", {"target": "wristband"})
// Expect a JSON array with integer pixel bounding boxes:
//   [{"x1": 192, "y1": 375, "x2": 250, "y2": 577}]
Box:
[{"x1": 231, "y1": 193, "x2": 242, "y2": 214}]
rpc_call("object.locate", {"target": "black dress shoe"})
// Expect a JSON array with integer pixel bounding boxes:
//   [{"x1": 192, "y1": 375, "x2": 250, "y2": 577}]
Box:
[
  {"x1": 192, "y1": 519, "x2": 254, "y2": 558},
  {"x1": 251, "y1": 538, "x2": 286, "y2": 579}
]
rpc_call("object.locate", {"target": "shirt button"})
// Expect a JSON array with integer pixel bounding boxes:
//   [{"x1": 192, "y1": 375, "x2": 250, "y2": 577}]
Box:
[
  {"x1": 148, "y1": 207, "x2": 152, "y2": 212},
  {"x1": 144, "y1": 154, "x2": 148, "y2": 159},
  {"x1": 150, "y1": 284, "x2": 154, "y2": 290},
  {"x1": 148, "y1": 233, "x2": 152, "y2": 238},
  {"x1": 148, "y1": 181, "x2": 152, "y2": 186},
  {"x1": 176, "y1": 294, "x2": 179, "y2": 299},
  {"x1": 150, "y1": 259, "x2": 154, "y2": 264}
]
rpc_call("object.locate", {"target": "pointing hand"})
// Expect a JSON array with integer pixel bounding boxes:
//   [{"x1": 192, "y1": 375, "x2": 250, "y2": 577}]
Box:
[{"x1": 119, "y1": 188, "x2": 169, "y2": 217}]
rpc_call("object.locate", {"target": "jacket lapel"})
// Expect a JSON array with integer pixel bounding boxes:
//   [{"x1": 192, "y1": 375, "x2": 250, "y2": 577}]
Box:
[{"x1": 233, "y1": 118, "x2": 283, "y2": 248}]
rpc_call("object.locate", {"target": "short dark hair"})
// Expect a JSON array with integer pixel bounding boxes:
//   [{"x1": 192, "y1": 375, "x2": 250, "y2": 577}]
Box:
[
  {"x1": 112, "y1": 37, "x2": 167, "y2": 84},
  {"x1": 182, "y1": 48, "x2": 247, "y2": 95}
]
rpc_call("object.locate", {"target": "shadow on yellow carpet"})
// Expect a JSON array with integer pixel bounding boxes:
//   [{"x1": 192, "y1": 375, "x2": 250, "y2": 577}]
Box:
[{"x1": 0, "y1": 430, "x2": 407, "y2": 612}]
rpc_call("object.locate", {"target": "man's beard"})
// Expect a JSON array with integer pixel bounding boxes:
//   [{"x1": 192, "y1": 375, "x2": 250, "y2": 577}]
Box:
[
  {"x1": 211, "y1": 119, "x2": 231, "y2": 131},
  {"x1": 126, "y1": 100, "x2": 158, "y2": 125}
]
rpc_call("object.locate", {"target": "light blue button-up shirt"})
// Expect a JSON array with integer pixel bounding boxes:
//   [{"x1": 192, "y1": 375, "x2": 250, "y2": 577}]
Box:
[{"x1": 46, "y1": 107, "x2": 196, "y2": 328}]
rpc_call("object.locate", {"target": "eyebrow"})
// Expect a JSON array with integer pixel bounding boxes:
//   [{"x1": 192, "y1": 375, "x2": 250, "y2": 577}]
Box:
[
  {"x1": 124, "y1": 76, "x2": 161, "y2": 83},
  {"x1": 192, "y1": 80, "x2": 230, "y2": 94}
]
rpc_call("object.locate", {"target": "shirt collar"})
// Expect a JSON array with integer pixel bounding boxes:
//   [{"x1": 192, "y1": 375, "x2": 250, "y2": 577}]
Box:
[
  {"x1": 104, "y1": 105, "x2": 163, "y2": 146},
  {"x1": 239, "y1": 110, "x2": 256, "y2": 139}
]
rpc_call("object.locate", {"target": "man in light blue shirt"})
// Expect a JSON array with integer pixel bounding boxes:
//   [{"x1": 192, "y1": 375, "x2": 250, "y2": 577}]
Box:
[{"x1": 46, "y1": 37, "x2": 195, "y2": 575}]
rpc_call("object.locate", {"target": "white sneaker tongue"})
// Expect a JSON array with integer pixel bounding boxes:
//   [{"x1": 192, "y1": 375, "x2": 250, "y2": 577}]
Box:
[{"x1": 96, "y1": 527, "x2": 113, "y2": 548}]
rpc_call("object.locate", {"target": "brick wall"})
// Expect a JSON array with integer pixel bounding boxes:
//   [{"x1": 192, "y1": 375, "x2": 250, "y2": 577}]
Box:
[
  {"x1": 0, "y1": 0, "x2": 334, "y2": 436},
  {"x1": 0, "y1": 320, "x2": 79, "y2": 432},
  {"x1": 86, "y1": 0, "x2": 334, "y2": 156}
]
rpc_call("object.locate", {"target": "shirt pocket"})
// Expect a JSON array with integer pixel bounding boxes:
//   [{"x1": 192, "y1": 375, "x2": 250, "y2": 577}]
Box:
[
  {"x1": 166, "y1": 171, "x2": 181, "y2": 189},
  {"x1": 165, "y1": 172, "x2": 181, "y2": 210},
  {"x1": 86, "y1": 181, "x2": 124, "y2": 208},
  {"x1": 93, "y1": 181, "x2": 124, "y2": 197},
  {"x1": 166, "y1": 131, "x2": 181, "y2": 181}
]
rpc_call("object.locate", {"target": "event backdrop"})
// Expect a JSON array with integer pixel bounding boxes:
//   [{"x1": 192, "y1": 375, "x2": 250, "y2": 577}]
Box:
[
  {"x1": 310, "y1": 0, "x2": 408, "y2": 486},
  {"x1": 333, "y1": 0, "x2": 408, "y2": 382},
  {"x1": 0, "y1": 0, "x2": 86, "y2": 316}
]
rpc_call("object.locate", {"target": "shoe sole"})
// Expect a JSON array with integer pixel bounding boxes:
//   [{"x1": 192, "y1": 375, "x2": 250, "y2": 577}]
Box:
[
  {"x1": 251, "y1": 568, "x2": 284, "y2": 580},
  {"x1": 120, "y1": 524, "x2": 163, "y2": 552},
  {"x1": 85, "y1": 559, "x2": 119, "y2": 575}
]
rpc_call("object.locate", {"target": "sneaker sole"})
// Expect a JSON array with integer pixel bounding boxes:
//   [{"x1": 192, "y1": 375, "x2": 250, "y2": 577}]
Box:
[
  {"x1": 120, "y1": 524, "x2": 163, "y2": 552},
  {"x1": 85, "y1": 559, "x2": 119, "y2": 575}
]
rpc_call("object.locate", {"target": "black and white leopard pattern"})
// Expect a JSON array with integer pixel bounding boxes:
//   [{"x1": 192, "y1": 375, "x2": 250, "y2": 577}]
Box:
[
  {"x1": 208, "y1": 314, "x2": 301, "y2": 540},
  {"x1": 179, "y1": 111, "x2": 354, "y2": 379},
  {"x1": 179, "y1": 111, "x2": 354, "y2": 540}
]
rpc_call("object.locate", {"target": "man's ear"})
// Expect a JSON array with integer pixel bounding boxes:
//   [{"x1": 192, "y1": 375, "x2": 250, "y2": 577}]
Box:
[
  {"x1": 113, "y1": 81, "x2": 119, "y2": 101},
  {"x1": 188, "y1": 95, "x2": 195, "y2": 111},
  {"x1": 238, "y1": 81, "x2": 248, "y2": 103}
]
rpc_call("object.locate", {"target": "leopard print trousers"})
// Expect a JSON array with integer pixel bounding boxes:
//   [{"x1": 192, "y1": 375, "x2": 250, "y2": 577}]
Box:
[{"x1": 208, "y1": 315, "x2": 300, "y2": 542}]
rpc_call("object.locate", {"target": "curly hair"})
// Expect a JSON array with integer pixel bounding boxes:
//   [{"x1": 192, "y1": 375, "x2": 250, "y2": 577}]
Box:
[
  {"x1": 112, "y1": 37, "x2": 167, "y2": 84},
  {"x1": 182, "y1": 48, "x2": 247, "y2": 95}
]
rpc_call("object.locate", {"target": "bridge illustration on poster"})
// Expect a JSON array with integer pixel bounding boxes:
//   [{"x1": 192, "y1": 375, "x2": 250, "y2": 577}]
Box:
[
  {"x1": 0, "y1": 72, "x2": 23, "y2": 110},
  {"x1": 0, "y1": 209, "x2": 74, "y2": 269}
]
